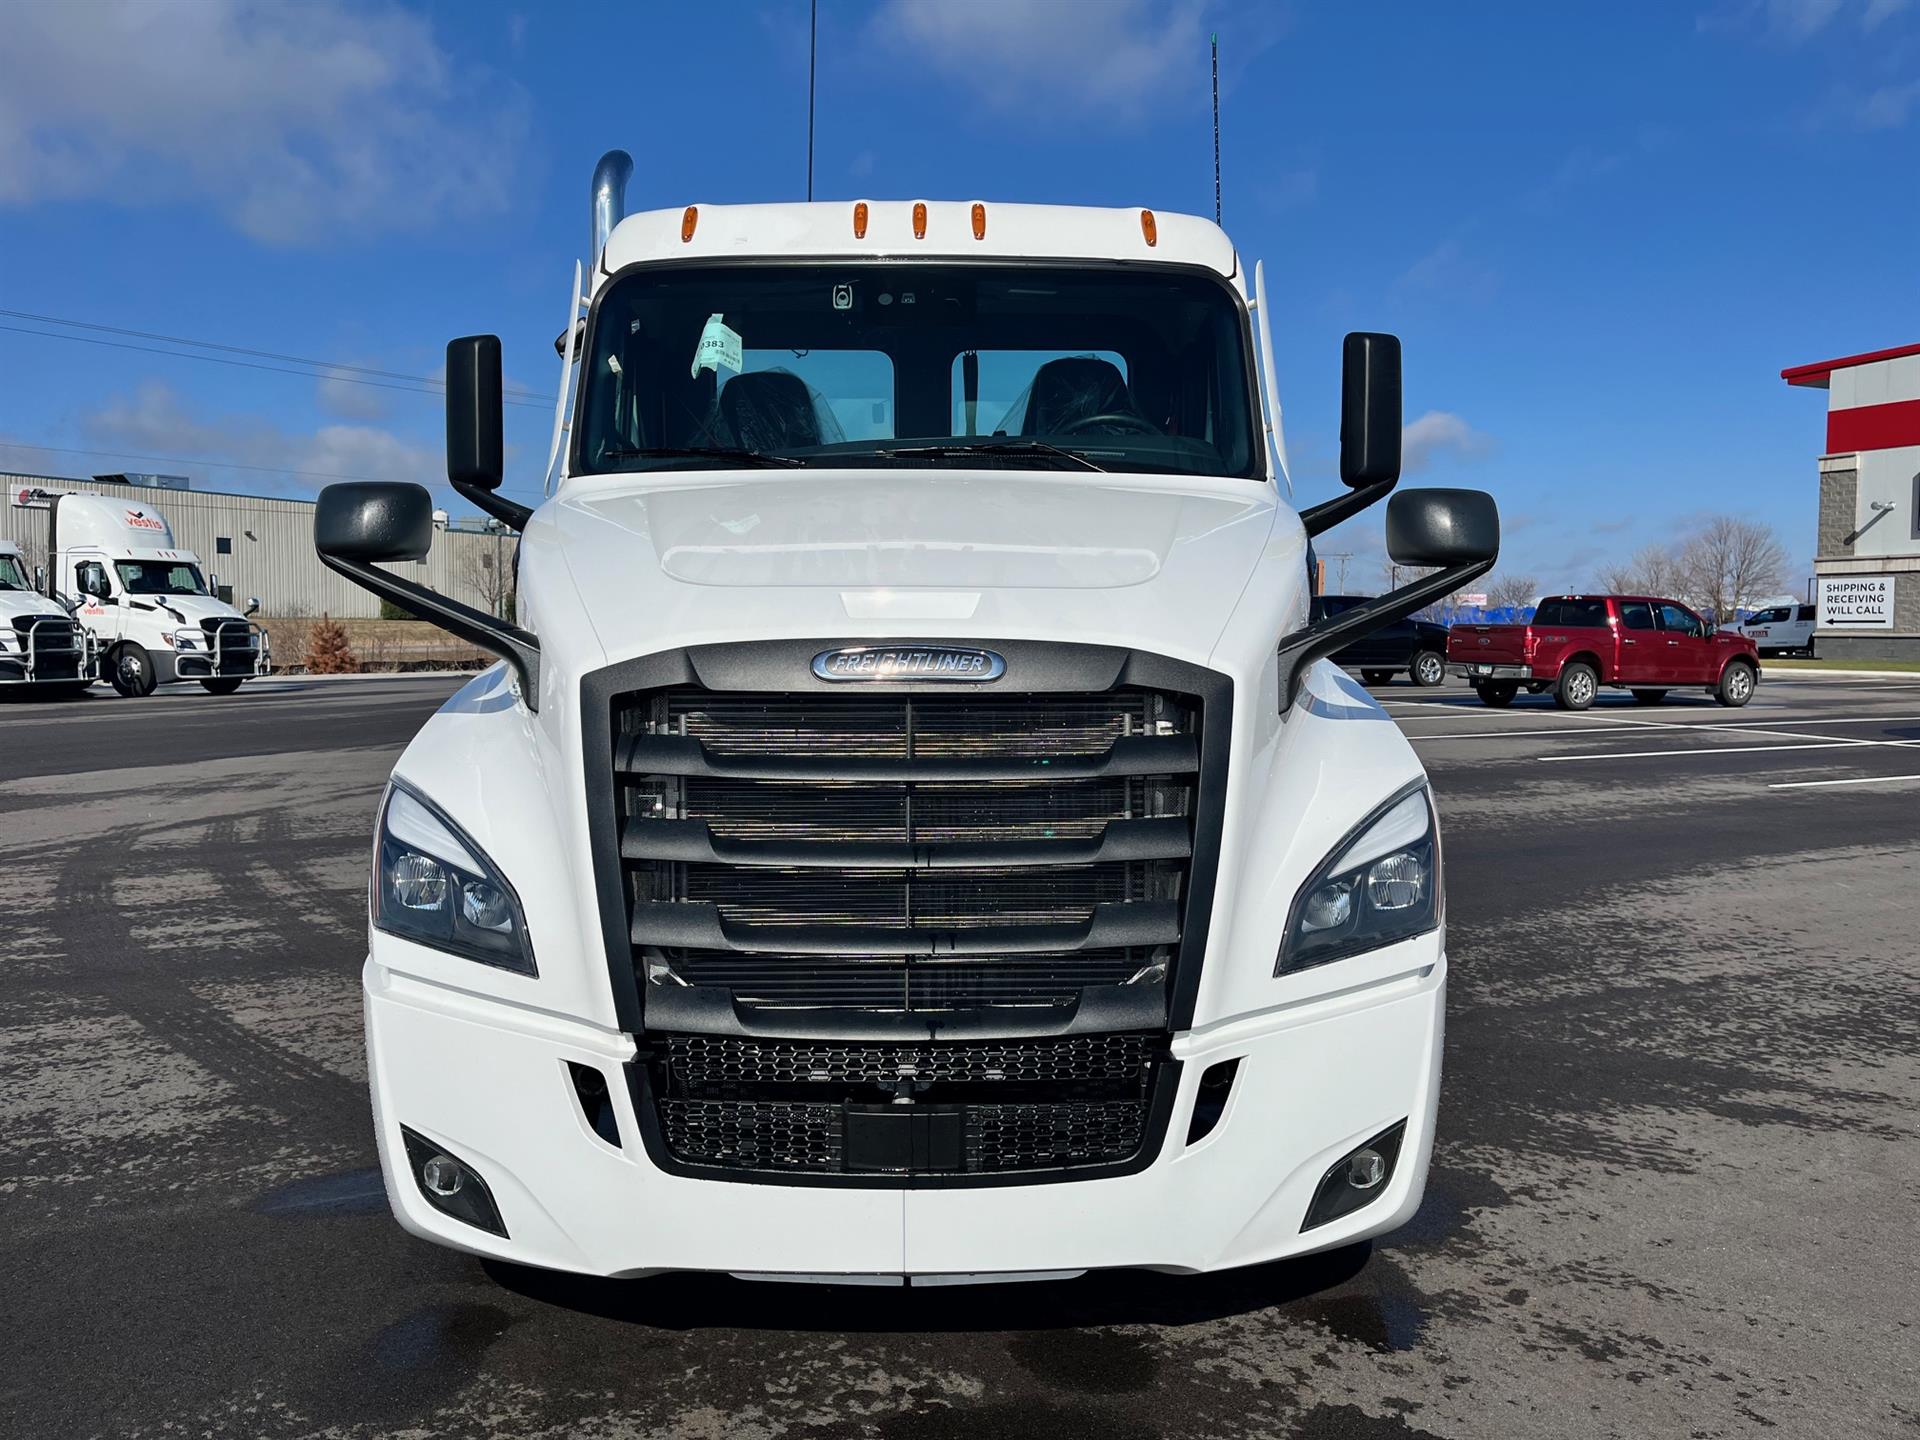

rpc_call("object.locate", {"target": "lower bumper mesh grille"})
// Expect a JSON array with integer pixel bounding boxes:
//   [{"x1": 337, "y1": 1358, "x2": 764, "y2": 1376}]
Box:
[{"x1": 643, "y1": 1031, "x2": 1169, "y2": 1179}]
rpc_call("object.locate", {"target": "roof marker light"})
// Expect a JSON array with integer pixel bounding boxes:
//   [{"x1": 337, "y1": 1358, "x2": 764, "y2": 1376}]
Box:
[
  {"x1": 1140, "y1": 209, "x2": 1158, "y2": 247},
  {"x1": 853, "y1": 202, "x2": 869, "y2": 239},
  {"x1": 681, "y1": 206, "x2": 699, "y2": 243},
  {"x1": 913, "y1": 202, "x2": 928, "y2": 239},
  {"x1": 972, "y1": 203, "x2": 986, "y2": 240}
]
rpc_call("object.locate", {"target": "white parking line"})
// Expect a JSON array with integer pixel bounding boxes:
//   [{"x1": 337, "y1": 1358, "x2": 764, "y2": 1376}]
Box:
[
  {"x1": 1768, "y1": 772, "x2": 1920, "y2": 789},
  {"x1": 1539, "y1": 740, "x2": 1869, "y2": 763}
]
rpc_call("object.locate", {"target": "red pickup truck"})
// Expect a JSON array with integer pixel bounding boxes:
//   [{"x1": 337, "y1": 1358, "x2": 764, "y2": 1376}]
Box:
[{"x1": 1447, "y1": 595, "x2": 1761, "y2": 710}]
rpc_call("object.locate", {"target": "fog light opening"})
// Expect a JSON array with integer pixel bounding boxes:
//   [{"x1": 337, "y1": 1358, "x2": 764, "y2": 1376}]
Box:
[
  {"x1": 1346, "y1": 1148, "x2": 1387, "y2": 1191},
  {"x1": 1302, "y1": 1121, "x2": 1407, "y2": 1232},
  {"x1": 399, "y1": 1126, "x2": 508, "y2": 1238}
]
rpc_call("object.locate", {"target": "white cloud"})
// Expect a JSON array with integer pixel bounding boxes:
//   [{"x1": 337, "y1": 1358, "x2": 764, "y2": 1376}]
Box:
[
  {"x1": 1402, "y1": 411, "x2": 1494, "y2": 472},
  {"x1": 1855, "y1": 77, "x2": 1920, "y2": 127},
  {"x1": 316, "y1": 367, "x2": 394, "y2": 423},
  {"x1": 0, "y1": 0, "x2": 527, "y2": 245},
  {"x1": 870, "y1": 0, "x2": 1214, "y2": 120},
  {"x1": 82, "y1": 380, "x2": 438, "y2": 488}
]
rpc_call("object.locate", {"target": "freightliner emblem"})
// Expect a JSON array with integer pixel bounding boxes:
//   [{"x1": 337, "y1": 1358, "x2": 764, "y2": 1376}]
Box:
[{"x1": 811, "y1": 646, "x2": 1006, "y2": 682}]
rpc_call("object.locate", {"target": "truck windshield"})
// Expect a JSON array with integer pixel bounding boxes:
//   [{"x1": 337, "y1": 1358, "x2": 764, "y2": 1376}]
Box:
[
  {"x1": 115, "y1": 561, "x2": 206, "y2": 596},
  {"x1": 575, "y1": 263, "x2": 1261, "y2": 479},
  {"x1": 0, "y1": 555, "x2": 29, "y2": 591}
]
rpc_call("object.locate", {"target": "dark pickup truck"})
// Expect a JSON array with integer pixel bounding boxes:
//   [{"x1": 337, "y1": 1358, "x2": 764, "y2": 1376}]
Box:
[
  {"x1": 1312, "y1": 594, "x2": 1450, "y2": 687},
  {"x1": 1447, "y1": 594, "x2": 1761, "y2": 709}
]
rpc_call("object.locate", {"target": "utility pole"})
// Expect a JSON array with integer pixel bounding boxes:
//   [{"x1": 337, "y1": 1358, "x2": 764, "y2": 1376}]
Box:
[{"x1": 1211, "y1": 33, "x2": 1221, "y2": 224}]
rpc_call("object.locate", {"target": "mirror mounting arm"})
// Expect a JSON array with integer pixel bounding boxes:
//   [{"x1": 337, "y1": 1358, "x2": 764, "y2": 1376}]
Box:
[
  {"x1": 453, "y1": 480, "x2": 532, "y2": 532},
  {"x1": 1277, "y1": 554, "x2": 1494, "y2": 712},
  {"x1": 315, "y1": 552, "x2": 541, "y2": 710},
  {"x1": 1301, "y1": 478, "x2": 1395, "y2": 539}
]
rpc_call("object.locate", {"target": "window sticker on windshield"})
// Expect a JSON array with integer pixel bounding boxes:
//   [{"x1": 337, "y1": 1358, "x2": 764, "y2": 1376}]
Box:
[{"x1": 691, "y1": 314, "x2": 743, "y2": 377}]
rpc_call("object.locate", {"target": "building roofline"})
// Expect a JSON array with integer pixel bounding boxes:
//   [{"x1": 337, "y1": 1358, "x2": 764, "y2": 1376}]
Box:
[{"x1": 1781, "y1": 341, "x2": 1920, "y2": 389}]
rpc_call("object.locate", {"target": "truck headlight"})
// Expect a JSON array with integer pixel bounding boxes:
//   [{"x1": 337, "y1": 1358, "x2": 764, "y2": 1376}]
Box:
[
  {"x1": 373, "y1": 781, "x2": 535, "y2": 975},
  {"x1": 1278, "y1": 782, "x2": 1439, "y2": 974}
]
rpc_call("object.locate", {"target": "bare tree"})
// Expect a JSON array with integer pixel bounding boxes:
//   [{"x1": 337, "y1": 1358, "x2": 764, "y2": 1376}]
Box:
[
  {"x1": 457, "y1": 539, "x2": 511, "y2": 617},
  {"x1": 1677, "y1": 517, "x2": 1789, "y2": 621},
  {"x1": 1593, "y1": 542, "x2": 1685, "y2": 597},
  {"x1": 1485, "y1": 573, "x2": 1539, "y2": 610}
]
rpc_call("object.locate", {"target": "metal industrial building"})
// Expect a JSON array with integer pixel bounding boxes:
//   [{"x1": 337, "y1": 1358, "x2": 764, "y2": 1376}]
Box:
[
  {"x1": 1783, "y1": 342, "x2": 1920, "y2": 660},
  {"x1": 2, "y1": 471, "x2": 507, "y2": 619}
]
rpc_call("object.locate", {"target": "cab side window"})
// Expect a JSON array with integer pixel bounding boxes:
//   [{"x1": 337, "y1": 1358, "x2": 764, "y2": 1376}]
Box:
[
  {"x1": 1655, "y1": 602, "x2": 1699, "y2": 634},
  {"x1": 1618, "y1": 601, "x2": 1655, "y2": 631}
]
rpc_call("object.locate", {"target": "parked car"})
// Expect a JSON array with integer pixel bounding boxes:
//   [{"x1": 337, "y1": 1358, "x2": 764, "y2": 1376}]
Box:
[
  {"x1": 1312, "y1": 594, "x2": 1450, "y2": 686},
  {"x1": 1448, "y1": 594, "x2": 1761, "y2": 709},
  {"x1": 1728, "y1": 601, "x2": 1815, "y2": 658}
]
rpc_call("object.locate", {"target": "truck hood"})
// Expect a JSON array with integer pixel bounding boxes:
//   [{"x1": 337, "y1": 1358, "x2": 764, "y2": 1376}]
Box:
[
  {"x1": 0, "y1": 590, "x2": 68, "y2": 623},
  {"x1": 546, "y1": 470, "x2": 1283, "y2": 667}
]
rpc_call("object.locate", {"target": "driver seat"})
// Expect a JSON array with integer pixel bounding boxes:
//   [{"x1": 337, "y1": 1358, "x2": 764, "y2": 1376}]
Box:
[{"x1": 1021, "y1": 356, "x2": 1135, "y2": 435}]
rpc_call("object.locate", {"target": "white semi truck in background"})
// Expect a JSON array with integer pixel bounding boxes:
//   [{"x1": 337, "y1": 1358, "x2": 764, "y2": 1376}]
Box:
[
  {"x1": 315, "y1": 153, "x2": 1500, "y2": 1283},
  {"x1": 0, "y1": 537, "x2": 96, "y2": 695},
  {"x1": 46, "y1": 491, "x2": 269, "y2": 696}
]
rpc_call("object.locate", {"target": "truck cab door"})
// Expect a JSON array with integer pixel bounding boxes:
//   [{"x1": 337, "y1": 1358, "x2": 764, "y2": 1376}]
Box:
[
  {"x1": 73, "y1": 559, "x2": 120, "y2": 644},
  {"x1": 1654, "y1": 602, "x2": 1712, "y2": 682},
  {"x1": 1615, "y1": 600, "x2": 1656, "y2": 678}
]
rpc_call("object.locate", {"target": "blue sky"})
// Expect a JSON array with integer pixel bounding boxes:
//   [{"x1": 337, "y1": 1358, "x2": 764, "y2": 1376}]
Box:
[{"x1": 2, "y1": 0, "x2": 1916, "y2": 592}]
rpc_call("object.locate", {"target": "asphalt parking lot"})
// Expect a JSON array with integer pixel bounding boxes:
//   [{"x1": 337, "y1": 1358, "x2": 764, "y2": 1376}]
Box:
[{"x1": 3, "y1": 670, "x2": 1916, "y2": 1439}]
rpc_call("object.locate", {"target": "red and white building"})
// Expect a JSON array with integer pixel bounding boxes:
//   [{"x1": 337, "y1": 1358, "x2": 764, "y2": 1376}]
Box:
[{"x1": 1783, "y1": 342, "x2": 1920, "y2": 658}]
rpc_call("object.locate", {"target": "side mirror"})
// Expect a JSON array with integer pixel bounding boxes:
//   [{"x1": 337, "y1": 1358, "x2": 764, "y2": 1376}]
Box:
[
  {"x1": 447, "y1": 335, "x2": 505, "y2": 494},
  {"x1": 315, "y1": 481, "x2": 434, "y2": 563},
  {"x1": 1278, "y1": 487, "x2": 1500, "y2": 711},
  {"x1": 1300, "y1": 332, "x2": 1405, "y2": 539},
  {"x1": 1386, "y1": 488, "x2": 1499, "y2": 568},
  {"x1": 83, "y1": 573, "x2": 111, "y2": 600},
  {"x1": 33, "y1": 565, "x2": 45, "y2": 596},
  {"x1": 1340, "y1": 332, "x2": 1402, "y2": 489},
  {"x1": 314, "y1": 479, "x2": 542, "y2": 710},
  {"x1": 207, "y1": 571, "x2": 219, "y2": 597},
  {"x1": 245, "y1": 596, "x2": 261, "y2": 618}
]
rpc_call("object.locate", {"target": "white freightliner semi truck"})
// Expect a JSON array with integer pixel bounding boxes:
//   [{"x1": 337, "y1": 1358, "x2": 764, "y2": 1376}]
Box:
[
  {"x1": 0, "y1": 537, "x2": 96, "y2": 695},
  {"x1": 45, "y1": 492, "x2": 269, "y2": 696},
  {"x1": 317, "y1": 153, "x2": 1499, "y2": 1282}
]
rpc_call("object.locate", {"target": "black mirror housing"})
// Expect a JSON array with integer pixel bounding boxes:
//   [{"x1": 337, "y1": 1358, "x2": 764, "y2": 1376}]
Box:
[
  {"x1": 315, "y1": 482, "x2": 434, "y2": 564},
  {"x1": 1386, "y1": 488, "x2": 1499, "y2": 568},
  {"x1": 447, "y1": 335, "x2": 505, "y2": 493},
  {"x1": 1339, "y1": 332, "x2": 1402, "y2": 489}
]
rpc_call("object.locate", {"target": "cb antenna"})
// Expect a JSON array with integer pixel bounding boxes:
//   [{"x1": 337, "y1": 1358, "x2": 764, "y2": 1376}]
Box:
[
  {"x1": 1211, "y1": 32, "x2": 1221, "y2": 224},
  {"x1": 807, "y1": 0, "x2": 817, "y2": 201}
]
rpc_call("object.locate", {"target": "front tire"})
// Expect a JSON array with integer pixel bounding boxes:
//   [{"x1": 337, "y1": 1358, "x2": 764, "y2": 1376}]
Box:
[
  {"x1": 109, "y1": 644, "x2": 158, "y2": 698},
  {"x1": 1410, "y1": 650, "x2": 1447, "y2": 688},
  {"x1": 199, "y1": 676, "x2": 245, "y2": 695},
  {"x1": 1631, "y1": 689, "x2": 1669, "y2": 705},
  {"x1": 1474, "y1": 681, "x2": 1519, "y2": 708},
  {"x1": 1715, "y1": 660, "x2": 1756, "y2": 708},
  {"x1": 1554, "y1": 662, "x2": 1598, "y2": 711}
]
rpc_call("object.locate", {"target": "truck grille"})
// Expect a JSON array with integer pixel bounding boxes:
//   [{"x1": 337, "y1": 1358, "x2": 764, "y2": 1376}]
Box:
[
  {"x1": 641, "y1": 1032, "x2": 1167, "y2": 1177},
  {"x1": 588, "y1": 641, "x2": 1230, "y2": 1183},
  {"x1": 616, "y1": 686, "x2": 1197, "y2": 1018},
  {"x1": 8, "y1": 615, "x2": 82, "y2": 682},
  {"x1": 201, "y1": 617, "x2": 259, "y2": 675}
]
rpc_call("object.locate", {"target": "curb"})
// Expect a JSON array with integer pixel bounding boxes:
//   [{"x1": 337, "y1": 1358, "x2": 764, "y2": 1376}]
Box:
[
  {"x1": 1764, "y1": 666, "x2": 1920, "y2": 680},
  {"x1": 261, "y1": 668, "x2": 485, "y2": 683}
]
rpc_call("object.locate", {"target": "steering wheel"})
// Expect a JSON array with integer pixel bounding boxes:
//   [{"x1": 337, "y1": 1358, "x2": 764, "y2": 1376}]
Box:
[{"x1": 1055, "y1": 411, "x2": 1160, "y2": 437}]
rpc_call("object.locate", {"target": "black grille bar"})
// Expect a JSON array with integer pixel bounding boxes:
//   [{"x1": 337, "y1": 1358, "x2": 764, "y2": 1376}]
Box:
[
  {"x1": 629, "y1": 900, "x2": 1182, "y2": 955},
  {"x1": 620, "y1": 815, "x2": 1191, "y2": 869},
  {"x1": 617, "y1": 732, "x2": 1197, "y2": 783}
]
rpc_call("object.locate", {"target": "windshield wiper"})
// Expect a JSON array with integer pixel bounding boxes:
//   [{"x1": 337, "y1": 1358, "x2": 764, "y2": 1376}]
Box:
[
  {"x1": 600, "y1": 445, "x2": 803, "y2": 469},
  {"x1": 869, "y1": 440, "x2": 1106, "y2": 473}
]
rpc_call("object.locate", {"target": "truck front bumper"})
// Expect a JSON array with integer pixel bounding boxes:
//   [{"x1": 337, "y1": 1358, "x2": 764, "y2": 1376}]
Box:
[
  {"x1": 1447, "y1": 662, "x2": 1531, "y2": 681},
  {"x1": 365, "y1": 955, "x2": 1445, "y2": 1281}
]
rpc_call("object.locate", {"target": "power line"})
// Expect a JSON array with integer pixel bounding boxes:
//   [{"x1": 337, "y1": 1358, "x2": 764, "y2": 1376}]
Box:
[
  {"x1": 0, "y1": 308, "x2": 554, "y2": 406},
  {"x1": 0, "y1": 438, "x2": 545, "y2": 501}
]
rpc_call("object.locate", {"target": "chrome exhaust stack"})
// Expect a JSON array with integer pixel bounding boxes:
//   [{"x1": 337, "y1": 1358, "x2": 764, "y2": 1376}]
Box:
[{"x1": 590, "y1": 150, "x2": 633, "y2": 272}]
